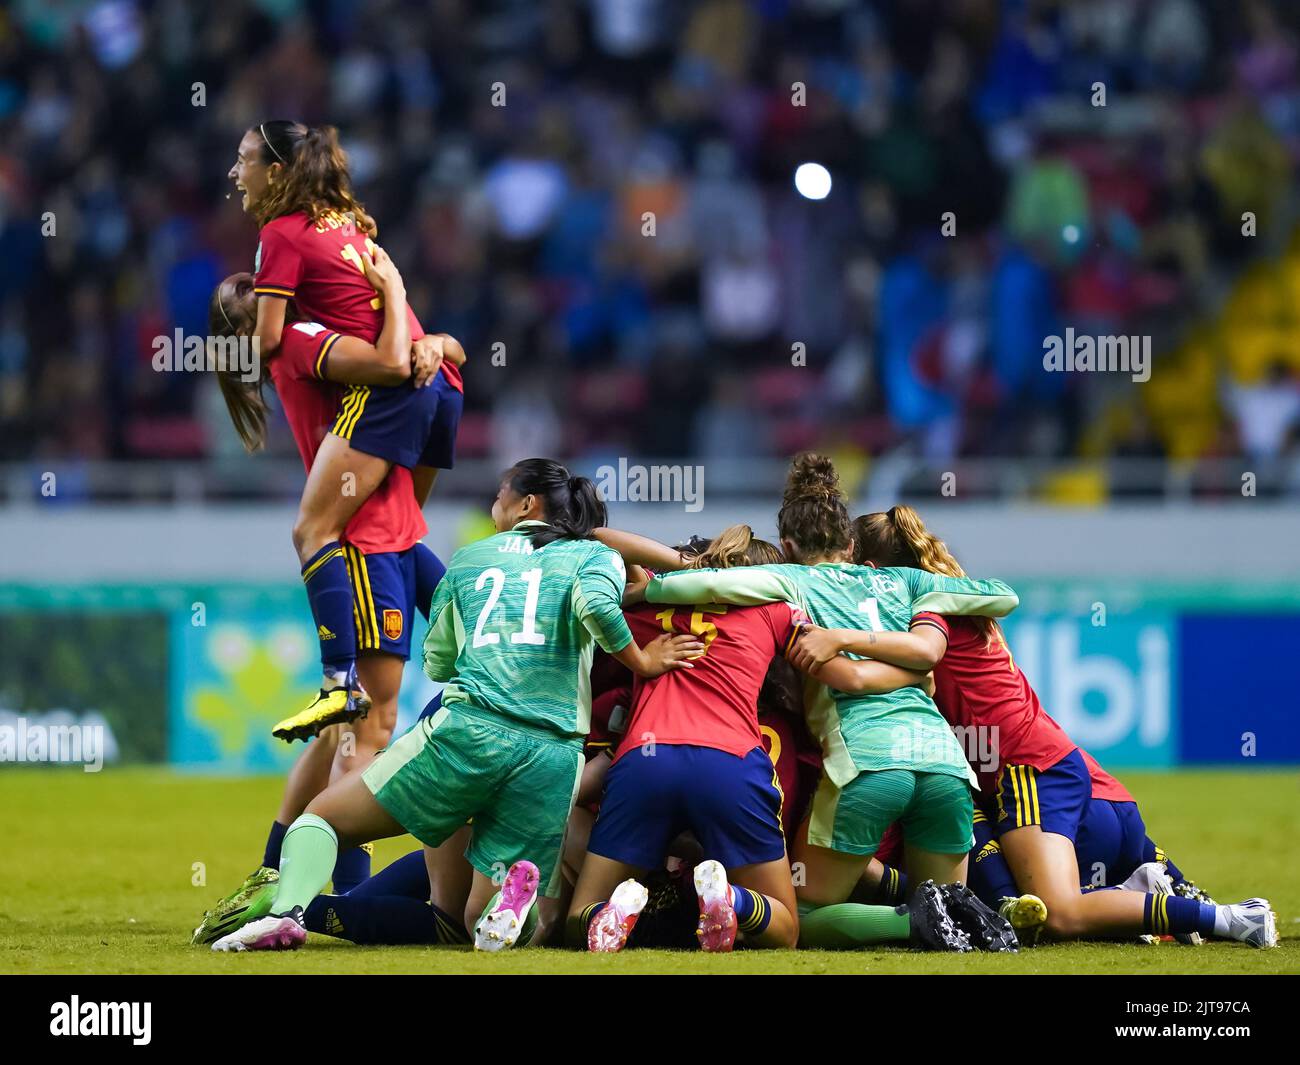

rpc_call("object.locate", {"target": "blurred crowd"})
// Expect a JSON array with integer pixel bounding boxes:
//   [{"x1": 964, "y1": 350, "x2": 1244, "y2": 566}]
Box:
[{"x1": 3, "y1": 0, "x2": 1300, "y2": 489}]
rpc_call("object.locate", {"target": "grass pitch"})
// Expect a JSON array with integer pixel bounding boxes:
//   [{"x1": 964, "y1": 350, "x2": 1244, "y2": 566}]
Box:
[{"x1": 2, "y1": 767, "x2": 1296, "y2": 974}]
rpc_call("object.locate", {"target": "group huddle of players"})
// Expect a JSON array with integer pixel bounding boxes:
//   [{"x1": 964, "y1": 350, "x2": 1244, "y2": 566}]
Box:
[{"x1": 189, "y1": 120, "x2": 1276, "y2": 957}]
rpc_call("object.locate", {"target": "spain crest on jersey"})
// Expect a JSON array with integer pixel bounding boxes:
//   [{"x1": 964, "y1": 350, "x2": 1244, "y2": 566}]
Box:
[{"x1": 383, "y1": 609, "x2": 403, "y2": 640}]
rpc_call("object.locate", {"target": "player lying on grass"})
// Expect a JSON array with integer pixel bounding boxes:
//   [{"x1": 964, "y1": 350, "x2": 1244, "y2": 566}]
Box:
[
  {"x1": 637, "y1": 455, "x2": 1023, "y2": 952},
  {"x1": 789, "y1": 504, "x2": 1277, "y2": 949},
  {"x1": 211, "y1": 459, "x2": 702, "y2": 953},
  {"x1": 227, "y1": 119, "x2": 464, "y2": 739},
  {"x1": 193, "y1": 251, "x2": 462, "y2": 942}
]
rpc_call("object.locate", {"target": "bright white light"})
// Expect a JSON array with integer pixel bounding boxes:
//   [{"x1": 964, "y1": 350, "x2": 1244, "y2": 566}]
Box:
[
  {"x1": 795, "y1": 162, "x2": 832, "y2": 200},
  {"x1": 1063, "y1": 224, "x2": 1080, "y2": 244}
]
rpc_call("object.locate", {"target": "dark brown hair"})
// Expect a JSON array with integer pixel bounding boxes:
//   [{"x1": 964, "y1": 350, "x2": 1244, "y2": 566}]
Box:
[
  {"x1": 776, "y1": 453, "x2": 853, "y2": 562},
  {"x1": 209, "y1": 273, "x2": 270, "y2": 452},
  {"x1": 251, "y1": 121, "x2": 378, "y2": 237}
]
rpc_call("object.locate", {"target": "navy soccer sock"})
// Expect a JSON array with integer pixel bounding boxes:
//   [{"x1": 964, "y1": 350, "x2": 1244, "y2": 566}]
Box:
[
  {"x1": 968, "y1": 814, "x2": 1019, "y2": 907},
  {"x1": 304, "y1": 893, "x2": 468, "y2": 945},
  {"x1": 301, "y1": 542, "x2": 356, "y2": 677},
  {"x1": 262, "y1": 821, "x2": 289, "y2": 870},
  {"x1": 1144, "y1": 893, "x2": 1216, "y2": 937},
  {"x1": 331, "y1": 846, "x2": 371, "y2": 895},
  {"x1": 730, "y1": 885, "x2": 773, "y2": 937}
]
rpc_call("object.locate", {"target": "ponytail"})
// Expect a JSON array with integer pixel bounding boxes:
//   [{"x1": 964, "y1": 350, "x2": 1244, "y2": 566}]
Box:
[
  {"x1": 209, "y1": 273, "x2": 269, "y2": 452},
  {"x1": 504, "y1": 459, "x2": 608, "y2": 548},
  {"x1": 852, "y1": 505, "x2": 998, "y2": 645},
  {"x1": 251, "y1": 121, "x2": 377, "y2": 237}
]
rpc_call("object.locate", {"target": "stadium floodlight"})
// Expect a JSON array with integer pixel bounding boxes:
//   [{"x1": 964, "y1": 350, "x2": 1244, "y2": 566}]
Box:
[{"x1": 794, "y1": 162, "x2": 832, "y2": 200}]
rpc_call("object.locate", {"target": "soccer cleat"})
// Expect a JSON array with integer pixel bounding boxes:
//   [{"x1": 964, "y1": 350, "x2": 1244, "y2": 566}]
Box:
[
  {"x1": 693, "y1": 859, "x2": 738, "y2": 953},
  {"x1": 211, "y1": 906, "x2": 307, "y2": 952},
  {"x1": 272, "y1": 665, "x2": 371, "y2": 742},
  {"x1": 1120, "y1": 861, "x2": 1173, "y2": 895},
  {"x1": 1220, "y1": 898, "x2": 1278, "y2": 949},
  {"x1": 941, "y1": 883, "x2": 1018, "y2": 952},
  {"x1": 907, "y1": 879, "x2": 972, "y2": 952},
  {"x1": 1119, "y1": 861, "x2": 1203, "y2": 945},
  {"x1": 1173, "y1": 878, "x2": 1217, "y2": 906},
  {"x1": 587, "y1": 879, "x2": 650, "y2": 953},
  {"x1": 997, "y1": 893, "x2": 1048, "y2": 947},
  {"x1": 191, "y1": 866, "x2": 280, "y2": 945},
  {"x1": 474, "y1": 860, "x2": 540, "y2": 952}
]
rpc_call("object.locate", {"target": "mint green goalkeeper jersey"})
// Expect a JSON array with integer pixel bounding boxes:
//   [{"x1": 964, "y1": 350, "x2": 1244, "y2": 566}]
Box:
[
  {"x1": 644, "y1": 563, "x2": 1018, "y2": 787},
  {"x1": 423, "y1": 521, "x2": 634, "y2": 742}
]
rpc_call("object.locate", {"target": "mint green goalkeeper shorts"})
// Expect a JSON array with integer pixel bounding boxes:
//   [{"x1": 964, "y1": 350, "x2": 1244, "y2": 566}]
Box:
[
  {"x1": 807, "y1": 768, "x2": 974, "y2": 856},
  {"x1": 362, "y1": 703, "x2": 583, "y2": 897}
]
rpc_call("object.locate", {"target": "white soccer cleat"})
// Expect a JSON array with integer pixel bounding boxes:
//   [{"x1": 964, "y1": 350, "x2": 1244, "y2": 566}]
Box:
[
  {"x1": 474, "y1": 860, "x2": 540, "y2": 953},
  {"x1": 587, "y1": 879, "x2": 650, "y2": 953},
  {"x1": 1220, "y1": 898, "x2": 1278, "y2": 949},
  {"x1": 1120, "y1": 861, "x2": 1173, "y2": 895},
  {"x1": 211, "y1": 908, "x2": 307, "y2": 952},
  {"x1": 693, "y1": 859, "x2": 738, "y2": 952}
]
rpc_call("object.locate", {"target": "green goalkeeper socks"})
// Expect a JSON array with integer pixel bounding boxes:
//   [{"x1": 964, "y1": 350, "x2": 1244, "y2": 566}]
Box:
[
  {"x1": 797, "y1": 900, "x2": 911, "y2": 948},
  {"x1": 272, "y1": 813, "x2": 339, "y2": 913}
]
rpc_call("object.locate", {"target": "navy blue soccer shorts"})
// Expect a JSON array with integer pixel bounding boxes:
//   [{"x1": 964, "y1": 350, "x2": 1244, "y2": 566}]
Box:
[
  {"x1": 993, "y1": 748, "x2": 1091, "y2": 841},
  {"x1": 333, "y1": 370, "x2": 463, "y2": 471},
  {"x1": 342, "y1": 543, "x2": 417, "y2": 660},
  {"x1": 1075, "y1": 798, "x2": 1149, "y2": 888},
  {"x1": 587, "y1": 744, "x2": 787, "y2": 870}
]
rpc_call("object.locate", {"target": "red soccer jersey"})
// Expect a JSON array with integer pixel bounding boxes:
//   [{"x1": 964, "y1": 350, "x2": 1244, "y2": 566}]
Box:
[
  {"x1": 269, "y1": 321, "x2": 427, "y2": 554},
  {"x1": 254, "y1": 210, "x2": 463, "y2": 392},
  {"x1": 758, "y1": 706, "x2": 820, "y2": 843},
  {"x1": 612, "y1": 600, "x2": 805, "y2": 763},
  {"x1": 1079, "y1": 747, "x2": 1135, "y2": 803},
  {"x1": 914, "y1": 613, "x2": 1077, "y2": 796}
]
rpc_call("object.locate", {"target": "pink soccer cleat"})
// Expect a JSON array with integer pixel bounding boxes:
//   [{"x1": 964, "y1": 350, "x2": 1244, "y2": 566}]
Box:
[
  {"x1": 474, "y1": 860, "x2": 540, "y2": 952},
  {"x1": 693, "y1": 860, "x2": 738, "y2": 953}
]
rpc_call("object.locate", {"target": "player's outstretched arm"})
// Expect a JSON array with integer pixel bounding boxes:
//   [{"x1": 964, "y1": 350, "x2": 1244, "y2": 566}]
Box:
[
  {"x1": 805, "y1": 655, "x2": 933, "y2": 696},
  {"x1": 791, "y1": 624, "x2": 948, "y2": 673},
  {"x1": 594, "y1": 527, "x2": 692, "y2": 572},
  {"x1": 253, "y1": 294, "x2": 287, "y2": 357}
]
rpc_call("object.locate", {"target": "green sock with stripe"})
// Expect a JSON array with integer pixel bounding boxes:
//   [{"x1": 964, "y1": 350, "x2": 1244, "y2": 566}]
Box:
[
  {"x1": 796, "y1": 900, "x2": 911, "y2": 948},
  {"x1": 273, "y1": 813, "x2": 339, "y2": 913}
]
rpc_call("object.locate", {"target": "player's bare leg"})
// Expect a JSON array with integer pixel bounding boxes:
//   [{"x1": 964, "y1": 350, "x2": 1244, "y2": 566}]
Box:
[
  {"x1": 291, "y1": 434, "x2": 392, "y2": 563},
  {"x1": 997, "y1": 825, "x2": 1276, "y2": 947},
  {"x1": 902, "y1": 843, "x2": 967, "y2": 895},
  {"x1": 425, "y1": 828, "x2": 474, "y2": 918},
  {"x1": 568, "y1": 851, "x2": 650, "y2": 950},
  {"x1": 330, "y1": 653, "x2": 401, "y2": 781},
  {"x1": 728, "y1": 855, "x2": 800, "y2": 948},
  {"x1": 277, "y1": 725, "x2": 338, "y2": 824}
]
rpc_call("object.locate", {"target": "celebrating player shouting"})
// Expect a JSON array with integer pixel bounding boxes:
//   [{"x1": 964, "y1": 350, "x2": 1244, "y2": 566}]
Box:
[{"x1": 226, "y1": 119, "x2": 464, "y2": 738}]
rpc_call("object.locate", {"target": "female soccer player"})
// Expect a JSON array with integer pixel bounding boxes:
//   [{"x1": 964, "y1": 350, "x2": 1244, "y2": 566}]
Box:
[
  {"x1": 192, "y1": 251, "x2": 457, "y2": 942},
  {"x1": 568, "y1": 524, "x2": 934, "y2": 953},
  {"x1": 211, "y1": 459, "x2": 703, "y2": 953},
  {"x1": 225, "y1": 119, "x2": 464, "y2": 736},
  {"x1": 789, "y1": 503, "x2": 1277, "y2": 949},
  {"x1": 641, "y1": 455, "x2": 1023, "y2": 952}
]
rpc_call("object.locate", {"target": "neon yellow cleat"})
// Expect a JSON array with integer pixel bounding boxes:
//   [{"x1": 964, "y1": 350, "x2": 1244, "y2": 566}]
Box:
[
  {"x1": 998, "y1": 893, "x2": 1048, "y2": 946},
  {"x1": 272, "y1": 666, "x2": 371, "y2": 743}
]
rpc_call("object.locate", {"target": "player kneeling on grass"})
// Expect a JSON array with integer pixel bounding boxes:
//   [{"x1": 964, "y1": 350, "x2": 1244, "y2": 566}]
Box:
[
  {"x1": 211, "y1": 459, "x2": 702, "y2": 953},
  {"x1": 569, "y1": 524, "x2": 938, "y2": 954}
]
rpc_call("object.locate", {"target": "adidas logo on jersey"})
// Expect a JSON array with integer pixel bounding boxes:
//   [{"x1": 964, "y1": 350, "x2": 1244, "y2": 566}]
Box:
[{"x1": 318, "y1": 625, "x2": 335, "y2": 640}]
